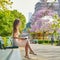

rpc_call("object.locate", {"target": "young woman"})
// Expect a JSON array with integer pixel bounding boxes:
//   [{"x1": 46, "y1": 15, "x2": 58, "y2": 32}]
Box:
[{"x1": 13, "y1": 19, "x2": 36, "y2": 59}]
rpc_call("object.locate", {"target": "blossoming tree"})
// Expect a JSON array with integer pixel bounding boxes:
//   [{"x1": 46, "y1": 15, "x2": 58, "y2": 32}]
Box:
[{"x1": 30, "y1": 7, "x2": 56, "y2": 40}]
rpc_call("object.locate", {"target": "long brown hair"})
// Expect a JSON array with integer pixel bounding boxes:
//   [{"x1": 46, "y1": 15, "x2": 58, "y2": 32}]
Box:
[{"x1": 13, "y1": 19, "x2": 20, "y2": 33}]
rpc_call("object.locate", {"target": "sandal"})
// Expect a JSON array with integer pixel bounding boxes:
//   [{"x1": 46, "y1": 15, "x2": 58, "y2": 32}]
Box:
[
  {"x1": 29, "y1": 51, "x2": 37, "y2": 55},
  {"x1": 24, "y1": 56, "x2": 30, "y2": 59}
]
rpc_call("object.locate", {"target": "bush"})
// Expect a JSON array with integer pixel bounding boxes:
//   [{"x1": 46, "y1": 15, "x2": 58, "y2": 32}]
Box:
[
  {"x1": 44, "y1": 40, "x2": 48, "y2": 43},
  {"x1": 49, "y1": 40, "x2": 51, "y2": 44},
  {"x1": 38, "y1": 40, "x2": 43, "y2": 44},
  {"x1": 38, "y1": 40, "x2": 59, "y2": 44}
]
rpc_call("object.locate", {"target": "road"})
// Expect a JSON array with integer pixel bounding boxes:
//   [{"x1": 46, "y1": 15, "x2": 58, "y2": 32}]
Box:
[{"x1": 20, "y1": 44, "x2": 60, "y2": 60}]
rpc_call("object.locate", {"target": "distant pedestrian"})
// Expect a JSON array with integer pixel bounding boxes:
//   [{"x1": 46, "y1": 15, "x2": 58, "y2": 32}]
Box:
[
  {"x1": 57, "y1": 35, "x2": 60, "y2": 45},
  {"x1": 51, "y1": 35, "x2": 54, "y2": 45},
  {"x1": 57, "y1": 35, "x2": 60, "y2": 41}
]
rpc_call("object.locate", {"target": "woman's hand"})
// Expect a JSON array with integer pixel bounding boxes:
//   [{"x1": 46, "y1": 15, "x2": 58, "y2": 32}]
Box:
[
  {"x1": 13, "y1": 37, "x2": 27, "y2": 40},
  {"x1": 20, "y1": 38, "x2": 27, "y2": 40}
]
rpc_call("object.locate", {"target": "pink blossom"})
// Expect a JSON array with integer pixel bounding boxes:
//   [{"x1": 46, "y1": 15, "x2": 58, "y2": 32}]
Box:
[{"x1": 30, "y1": 7, "x2": 55, "y2": 32}]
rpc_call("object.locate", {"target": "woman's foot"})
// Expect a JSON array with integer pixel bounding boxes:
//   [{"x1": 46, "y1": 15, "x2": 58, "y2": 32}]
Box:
[
  {"x1": 24, "y1": 56, "x2": 30, "y2": 59},
  {"x1": 29, "y1": 51, "x2": 37, "y2": 55}
]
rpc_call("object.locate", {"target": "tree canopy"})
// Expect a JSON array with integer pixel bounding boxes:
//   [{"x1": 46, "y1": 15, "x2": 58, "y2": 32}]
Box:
[
  {"x1": 0, "y1": 10, "x2": 26, "y2": 36},
  {"x1": 0, "y1": 0, "x2": 13, "y2": 10}
]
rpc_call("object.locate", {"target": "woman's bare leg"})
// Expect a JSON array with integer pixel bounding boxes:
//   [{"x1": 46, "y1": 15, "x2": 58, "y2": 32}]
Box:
[
  {"x1": 26, "y1": 41, "x2": 36, "y2": 55},
  {"x1": 25, "y1": 41, "x2": 36, "y2": 58},
  {"x1": 27, "y1": 41, "x2": 34, "y2": 52},
  {"x1": 25, "y1": 41, "x2": 29, "y2": 58}
]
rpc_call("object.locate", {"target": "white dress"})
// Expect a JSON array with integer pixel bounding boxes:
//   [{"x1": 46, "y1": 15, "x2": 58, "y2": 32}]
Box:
[
  {"x1": 13, "y1": 32, "x2": 28, "y2": 47},
  {"x1": 13, "y1": 31, "x2": 20, "y2": 47},
  {"x1": 12, "y1": 32, "x2": 22, "y2": 60}
]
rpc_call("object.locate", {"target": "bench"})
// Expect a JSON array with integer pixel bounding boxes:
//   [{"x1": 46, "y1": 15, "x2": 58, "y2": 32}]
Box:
[{"x1": 0, "y1": 48, "x2": 22, "y2": 60}]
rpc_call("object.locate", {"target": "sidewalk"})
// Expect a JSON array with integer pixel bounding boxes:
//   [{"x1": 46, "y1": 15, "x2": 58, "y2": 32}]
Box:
[
  {"x1": 0, "y1": 49, "x2": 12, "y2": 60},
  {"x1": 0, "y1": 44, "x2": 60, "y2": 60},
  {"x1": 20, "y1": 44, "x2": 60, "y2": 60},
  {"x1": 0, "y1": 48, "x2": 22, "y2": 60}
]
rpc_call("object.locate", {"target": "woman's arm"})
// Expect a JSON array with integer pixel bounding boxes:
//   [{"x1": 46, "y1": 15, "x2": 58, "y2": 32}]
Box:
[
  {"x1": 13, "y1": 37, "x2": 19, "y2": 39},
  {"x1": 13, "y1": 32, "x2": 27, "y2": 40},
  {"x1": 13, "y1": 37, "x2": 27, "y2": 40}
]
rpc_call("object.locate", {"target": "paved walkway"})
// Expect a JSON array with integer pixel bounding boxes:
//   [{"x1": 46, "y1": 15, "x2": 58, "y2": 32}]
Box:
[
  {"x1": 20, "y1": 44, "x2": 60, "y2": 60},
  {"x1": 0, "y1": 49, "x2": 12, "y2": 60},
  {"x1": 0, "y1": 49, "x2": 22, "y2": 60},
  {"x1": 0, "y1": 44, "x2": 60, "y2": 60}
]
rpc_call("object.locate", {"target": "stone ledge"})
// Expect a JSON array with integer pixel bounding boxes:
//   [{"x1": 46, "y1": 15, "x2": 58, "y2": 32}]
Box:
[
  {"x1": 0, "y1": 48, "x2": 22, "y2": 60},
  {"x1": 0, "y1": 49, "x2": 12, "y2": 60}
]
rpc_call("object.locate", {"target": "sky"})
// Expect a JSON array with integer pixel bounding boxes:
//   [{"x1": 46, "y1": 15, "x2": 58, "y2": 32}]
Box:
[
  {"x1": 11, "y1": 0, "x2": 58, "y2": 23},
  {"x1": 11, "y1": 0, "x2": 39, "y2": 23}
]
